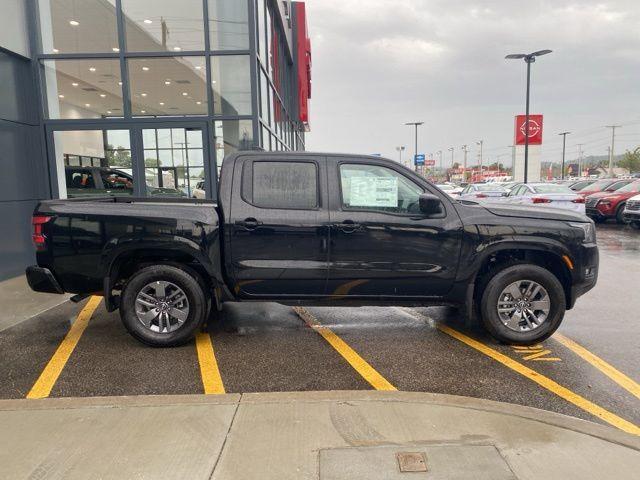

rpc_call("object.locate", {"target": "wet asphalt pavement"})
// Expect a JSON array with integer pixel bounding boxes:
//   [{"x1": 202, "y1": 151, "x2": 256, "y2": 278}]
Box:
[{"x1": 0, "y1": 223, "x2": 638, "y2": 432}]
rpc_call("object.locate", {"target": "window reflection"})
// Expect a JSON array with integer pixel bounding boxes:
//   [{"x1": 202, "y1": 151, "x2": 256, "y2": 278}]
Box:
[
  {"x1": 121, "y1": 0, "x2": 205, "y2": 52},
  {"x1": 43, "y1": 59, "x2": 123, "y2": 119},
  {"x1": 214, "y1": 120, "x2": 254, "y2": 176},
  {"x1": 39, "y1": 0, "x2": 119, "y2": 54},
  {"x1": 208, "y1": 0, "x2": 249, "y2": 50},
  {"x1": 128, "y1": 57, "x2": 207, "y2": 116},
  {"x1": 211, "y1": 55, "x2": 252, "y2": 115}
]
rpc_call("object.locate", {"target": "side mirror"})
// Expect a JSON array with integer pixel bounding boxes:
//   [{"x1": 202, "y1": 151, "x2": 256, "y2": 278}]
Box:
[{"x1": 419, "y1": 193, "x2": 442, "y2": 215}]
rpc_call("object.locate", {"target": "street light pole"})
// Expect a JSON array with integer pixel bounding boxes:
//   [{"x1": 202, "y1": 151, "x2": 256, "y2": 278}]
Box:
[
  {"x1": 396, "y1": 146, "x2": 406, "y2": 166},
  {"x1": 558, "y1": 132, "x2": 570, "y2": 180},
  {"x1": 605, "y1": 125, "x2": 621, "y2": 177},
  {"x1": 437, "y1": 150, "x2": 443, "y2": 175},
  {"x1": 505, "y1": 49, "x2": 552, "y2": 183},
  {"x1": 461, "y1": 145, "x2": 469, "y2": 182},
  {"x1": 476, "y1": 140, "x2": 483, "y2": 179},
  {"x1": 405, "y1": 122, "x2": 424, "y2": 173}
]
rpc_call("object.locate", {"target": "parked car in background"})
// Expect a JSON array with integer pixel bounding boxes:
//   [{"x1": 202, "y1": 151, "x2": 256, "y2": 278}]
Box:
[
  {"x1": 568, "y1": 179, "x2": 597, "y2": 191},
  {"x1": 192, "y1": 181, "x2": 206, "y2": 199},
  {"x1": 575, "y1": 179, "x2": 629, "y2": 199},
  {"x1": 505, "y1": 183, "x2": 585, "y2": 214},
  {"x1": 458, "y1": 183, "x2": 508, "y2": 201},
  {"x1": 436, "y1": 184, "x2": 463, "y2": 198},
  {"x1": 65, "y1": 166, "x2": 186, "y2": 198},
  {"x1": 585, "y1": 180, "x2": 640, "y2": 223},
  {"x1": 623, "y1": 194, "x2": 640, "y2": 228}
]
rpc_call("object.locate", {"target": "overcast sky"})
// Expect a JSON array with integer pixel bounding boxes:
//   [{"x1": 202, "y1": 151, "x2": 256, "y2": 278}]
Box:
[{"x1": 303, "y1": 0, "x2": 640, "y2": 167}]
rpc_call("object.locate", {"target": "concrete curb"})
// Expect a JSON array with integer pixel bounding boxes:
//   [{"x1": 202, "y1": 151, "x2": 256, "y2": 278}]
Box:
[{"x1": 1, "y1": 390, "x2": 638, "y2": 451}]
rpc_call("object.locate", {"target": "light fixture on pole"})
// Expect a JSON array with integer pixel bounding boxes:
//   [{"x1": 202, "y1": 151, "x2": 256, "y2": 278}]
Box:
[
  {"x1": 405, "y1": 122, "x2": 424, "y2": 173},
  {"x1": 505, "y1": 49, "x2": 552, "y2": 183},
  {"x1": 558, "y1": 132, "x2": 571, "y2": 180}
]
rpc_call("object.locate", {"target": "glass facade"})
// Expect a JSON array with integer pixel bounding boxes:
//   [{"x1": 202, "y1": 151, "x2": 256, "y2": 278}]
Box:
[{"x1": 36, "y1": 0, "x2": 306, "y2": 199}]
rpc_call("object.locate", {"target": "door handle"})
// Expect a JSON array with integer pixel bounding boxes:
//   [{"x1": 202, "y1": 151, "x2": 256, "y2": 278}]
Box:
[
  {"x1": 334, "y1": 221, "x2": 361, "y2": 234},
  {"x1": 235, "y1": 217, "x2": 263, "y2": 230}
]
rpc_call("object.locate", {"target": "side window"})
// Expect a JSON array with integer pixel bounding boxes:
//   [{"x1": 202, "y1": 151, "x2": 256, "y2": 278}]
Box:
[
  {"x1": 339, "y1": 163, "x2": 423, "y2": 214},
  {"x1": 244, "y1": 161, "x2": 318, "y2": 209},
  {"x1": 100, "y1": 171, "x2": 133, "y2": 191},
  {"x1": 66, "y1": 170, "x2": 96, "y2": 190}
]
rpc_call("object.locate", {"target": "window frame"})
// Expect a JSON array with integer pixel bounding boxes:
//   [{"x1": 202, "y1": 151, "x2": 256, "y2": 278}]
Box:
[
  {"x1": 337, "y1": 162, "x2": 429, "y2": 217},
  {"x1": 241, "y1": 158, "x2": 321, "y2": 211}
]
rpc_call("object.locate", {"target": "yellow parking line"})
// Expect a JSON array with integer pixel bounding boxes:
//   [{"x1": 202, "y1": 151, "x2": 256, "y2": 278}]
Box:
[
  {"x1": 195, "y1": 332, "x2": 225, "y2": 394},
  {"x1": 293, "y1": 307, "x2": 396, "y2": 391},
  {"x1": 27, "y1": 296, "x2": 102, "y2": 399},
  {"x1": 438, "y1": 324, "x2": 640, "y2": 435},
  {"x1": 554, "y1": 333, "x2": 640, "y2": 400}
]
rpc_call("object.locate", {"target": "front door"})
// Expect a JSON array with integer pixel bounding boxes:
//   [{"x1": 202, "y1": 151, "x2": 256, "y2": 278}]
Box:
[
  {"x1": 326, "y1": 158, "x2": 463, "y2": 298},
  {"x1": 227, "y1": 154, "x2": 330, "y2": 298}
]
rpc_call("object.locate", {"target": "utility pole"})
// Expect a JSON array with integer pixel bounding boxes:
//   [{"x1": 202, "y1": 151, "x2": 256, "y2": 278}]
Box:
[
  {"x1": 605, "y1": 125, "x2": 621, "y2": 177},
  {"x1": 558, "y1": 132, "x2": 571, "y2": 180},
  {"x1": 461, "y1": 145, "x2": 469, "y2": 182},
  {"x1": 577, "y1": 144, "x2": 584, "y2": 177},
  {"x1": 405, "y1": 122, "x2": 424, "y2": 173},
  {"x1": 448, "y1": 147, "x2": 454, "y2": 167},
  {"x1": 476, "y1": 140, "x2": 483, "y2": 179},
  {"x1": 396, "y1": 146, "x2": 406, "y2": 166}
]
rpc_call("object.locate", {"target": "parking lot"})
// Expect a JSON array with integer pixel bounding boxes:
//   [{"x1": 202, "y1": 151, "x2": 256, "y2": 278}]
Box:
[{"x1": 1, "y1": 224, "x2": 638, "y2": 435}]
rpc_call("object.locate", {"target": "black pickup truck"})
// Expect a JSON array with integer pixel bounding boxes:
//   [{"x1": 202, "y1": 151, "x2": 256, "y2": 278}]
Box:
[{"x1": 26, "y1": 152, "x2": 598, "y2": 347}]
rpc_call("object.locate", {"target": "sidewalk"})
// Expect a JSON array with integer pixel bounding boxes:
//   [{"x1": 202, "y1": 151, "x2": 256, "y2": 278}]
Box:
[
  {"x1": 0, "y1": 391, "x2": 638, "y2": 479},
  {"x1": 0, "y1": 274, "x2": 69, "y2": 332}
]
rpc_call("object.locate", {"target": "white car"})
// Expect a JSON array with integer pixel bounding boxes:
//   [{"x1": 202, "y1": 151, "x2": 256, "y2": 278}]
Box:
[
  {"x1": 458, "y1": 183, "x2": 509, "y2": 202},
  {"x1": 623, "y1": 193, "x2": 640, "y2": 228},
  {"x1": 505, "y1": 183, "x2": 585, "y2": 214},
  {"x1": 192, "y1": 181, "x2": 206, "y2": 199},
  {"x1": 436, "y1": 184, "x2": 463, "y2": 198}
]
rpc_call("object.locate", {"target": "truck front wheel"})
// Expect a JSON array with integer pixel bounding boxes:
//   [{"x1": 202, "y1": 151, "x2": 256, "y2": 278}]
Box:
[
  {"x1": 480, "y1": 263, "x2": 566, "y2": 345},
  {"x1": 120, "y1": 264, "x2": 208, "y2": 347}
]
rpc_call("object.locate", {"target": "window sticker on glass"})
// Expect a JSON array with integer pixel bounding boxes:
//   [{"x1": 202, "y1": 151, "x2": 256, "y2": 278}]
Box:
[{"x1": 349, "y1": 177, "x2": 398, "y2": 207}]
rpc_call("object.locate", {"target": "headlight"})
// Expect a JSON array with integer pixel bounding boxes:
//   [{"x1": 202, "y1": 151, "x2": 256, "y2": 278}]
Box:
[{"x1": 569, "y1": 222, "x2": 596, "y2": 244}]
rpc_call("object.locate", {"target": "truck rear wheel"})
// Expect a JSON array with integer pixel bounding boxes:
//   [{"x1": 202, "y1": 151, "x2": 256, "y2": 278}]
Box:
[
  {"x1": 480, "y1": 263, "x2": 566, "y2": 345},
  {"x1": 120, "y1": 264, "x2": 208, "y2": 347}
]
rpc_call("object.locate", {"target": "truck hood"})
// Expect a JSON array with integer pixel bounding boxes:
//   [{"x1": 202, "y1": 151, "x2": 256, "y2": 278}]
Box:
[{"x1": 483, "y1": 203, "x2": 589, "y2": 222}]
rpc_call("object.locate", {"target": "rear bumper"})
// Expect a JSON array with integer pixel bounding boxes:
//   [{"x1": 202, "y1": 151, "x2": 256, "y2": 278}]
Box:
[{"x1": 25, "y1": 266, "x2": 64, "y2": 294}]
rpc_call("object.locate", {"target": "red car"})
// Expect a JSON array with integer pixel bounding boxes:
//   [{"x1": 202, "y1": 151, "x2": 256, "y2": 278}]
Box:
[
  {"x1": 585, "y1": 180, "x2": 640, "y2": 223},
  {"x1": 576, "y1": 178, "x2": 631, "y2": 198}
]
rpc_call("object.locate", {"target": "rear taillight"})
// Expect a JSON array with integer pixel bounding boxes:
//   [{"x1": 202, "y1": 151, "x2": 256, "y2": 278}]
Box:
[
  {"x1": 32, "y1": 215, "x2": 53, "y2": 251},
  {"x1": 476, "y1": 193, "x2": 487, "y2": 198},
  {"x1": 532, "y1": 197, "x2": 552, "y2": 204},
  {"x1": 572, "y1": 197, "x2": 585, "y2": 204}
]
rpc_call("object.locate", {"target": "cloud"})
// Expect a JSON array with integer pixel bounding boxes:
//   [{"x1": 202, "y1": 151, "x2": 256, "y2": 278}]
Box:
[{"x1": 303, "y1": 0, "x2": 640, "y2": 163}]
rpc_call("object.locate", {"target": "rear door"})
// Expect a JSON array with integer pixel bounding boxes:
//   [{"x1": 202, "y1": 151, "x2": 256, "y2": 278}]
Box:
[{"x1": 226, "y1": 155, "x2": 330, "y2": 298}]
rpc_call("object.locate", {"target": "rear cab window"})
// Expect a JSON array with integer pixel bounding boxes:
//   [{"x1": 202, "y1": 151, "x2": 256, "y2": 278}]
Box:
[{"x1": 242, "y1": 160, "x2": 319, "y2": 209}]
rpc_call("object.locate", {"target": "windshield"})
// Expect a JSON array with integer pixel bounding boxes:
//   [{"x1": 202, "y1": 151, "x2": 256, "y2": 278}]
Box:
[
  {"x1": 616, "y1": 181, "x2": 640, "y2": 193},
  {"x1": 606, "y1": 181, "x2": 630, "y2": 191},
  {"x1": 580, "y1": 179, "x2": 612, "y2": 191},
  {"x1": 474, "y1": 183, "x2": 506, "y2": 191},
  {"x1": 532, "y1": 184, "x2": 574, "y2": 194}
]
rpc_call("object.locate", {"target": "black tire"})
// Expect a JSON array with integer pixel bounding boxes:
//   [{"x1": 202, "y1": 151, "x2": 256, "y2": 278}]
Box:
[
  {"x1": 120, "y1": 264, "x2": 208, "y2": 347},
  {"x1": 592, "y1": 216, "x2": 605, "y2": 224},
  {"x1": 480, "y1": 263, "x2": 566, "y2": 345},
  {"x1": 616, "y1": 203, "x2": 627, "y2": 224}
]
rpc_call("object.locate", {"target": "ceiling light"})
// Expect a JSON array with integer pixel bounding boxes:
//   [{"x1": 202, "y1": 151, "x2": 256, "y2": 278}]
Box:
[
  {"x1": 99, "y1": 94, "x2": 106, "y2": 98},
  {"x1": 141, "y1": 110, "x2": 146, "y2": 113},
  {"x1": 159, "y1": 102, "x2": 165, "y2": 105},
  {"x1": 118, "y1": 81, "x2": 123, "y2": 85},
  {"x1": 107, "y1": 110, "x2": 112, "y2": 114},
  {"x1": 72, "y1": 82, "x2": 79, "y2": 87},
  {"x1": 141, "y1": 93, "x2": 147, "y2": 97},
  {"x1": 182, "y1": 92, "x2": 188, "y2": 96},
  {"x1": 195, "y1": 66, "x2": 202, "y2": 70},
  {"x1": 196, "y1": 101, "x2": 201, "y2": 105},
  {"x1": 85, "y1": 103, "x2": 91, "y2": 107},
  {"x1": 89, "y1": 67, "x2": 96, "y2": 72},
  {"x1": 112, "y1": 47, "x2": 120, "y2": 52},
  {"x1": 164, "y1": 80, "x2": 171, "y2": 85},
  {"x1": 142, "y1": 66, "x2": 150, "y2": 71},
  {"x1": 211, "y1": 80, "x2": 216, "y2": 84},
  {"x1": 69, "y1": 20, "x2": 79, "y2": 26},
  {"x1": 52, "y1": 48, "x2": 59, "y2": 53},
  {"x1": 173, "y1": 46, "x2": 182, "y2": 51},
  {"x1": 58, "y1": 94, "x2": 64, "y2": 99},
  {"x1": 143, "y1": 19, "x2": 153, "y2": 24}
]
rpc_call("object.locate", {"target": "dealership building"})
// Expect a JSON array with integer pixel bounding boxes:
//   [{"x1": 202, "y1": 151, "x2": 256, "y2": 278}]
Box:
[{"x1": 0, "y1": 0, "x2": 311, "y2": 280}]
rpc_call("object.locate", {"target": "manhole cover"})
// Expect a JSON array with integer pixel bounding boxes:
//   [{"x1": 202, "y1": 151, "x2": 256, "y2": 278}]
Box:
[{"x1": 397, "y1": 452, "x2": 427, "y2": 472}]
